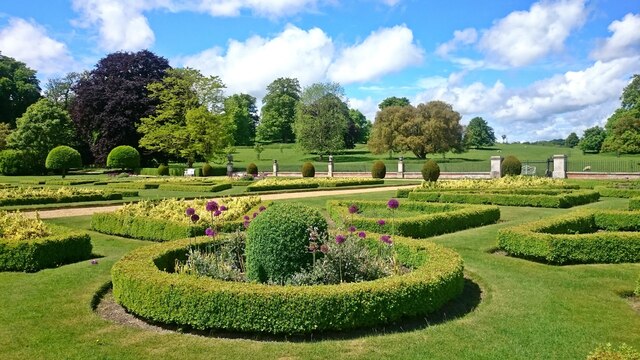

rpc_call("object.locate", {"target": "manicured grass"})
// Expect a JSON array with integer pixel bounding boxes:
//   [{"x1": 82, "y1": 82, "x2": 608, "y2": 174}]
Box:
[{"x1": 0, "y1": 192, "x2": 638, "y2": 359}]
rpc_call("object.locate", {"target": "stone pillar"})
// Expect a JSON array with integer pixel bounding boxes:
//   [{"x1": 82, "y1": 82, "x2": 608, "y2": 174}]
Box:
[
  {"x1": 226, "y1": 154, "x2": 233, "y2": 177},
  {"x1": 397, "y1": 157, "x2": 405, "y2": 179},
  {"x1": 490, "y1": 156, "x2": 503, "y2": 178},
  {"x1": 328, "y1": 155, "x2": 334, "y2": 178},
  {"x1": 272, "y1": 159, "x2": 279, "y2": 177},
  {"x1": 552, "y1": 154, "x2": 567, "y2": 179}
]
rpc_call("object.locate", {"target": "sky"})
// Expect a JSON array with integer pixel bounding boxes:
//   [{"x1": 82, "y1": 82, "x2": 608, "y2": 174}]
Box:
[{"x1": 0, "y1": 0, "x2": 639, "y2": 141}]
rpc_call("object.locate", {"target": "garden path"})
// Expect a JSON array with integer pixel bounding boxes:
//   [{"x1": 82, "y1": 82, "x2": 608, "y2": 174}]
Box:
[{"x1": 28, "y1": 185, "x2": 416, "y2": 219}]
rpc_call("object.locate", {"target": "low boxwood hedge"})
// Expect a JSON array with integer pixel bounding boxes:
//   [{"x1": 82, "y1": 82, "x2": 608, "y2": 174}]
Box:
[
  {"x1": 630, "y1": 197, "x2": 640, "y2": 211},
  {"x1": 45, "y1": 179, "x2": 97, "y2": 186},
  {"x1": 156, "y1": 183, "x2": 232, "y2": 193},
  {"x1": 0, "y1": 225, "x2": 92, "y2": 272},
  {"x1": 91, "y1": 213, "x2": 205, "y2": 242},
  {"x1": 106, "y1": 182, "x2": 159, "y2": 190},
  {"x1": 327, "y1": 200, "x2": 500, "y2": 239},
  {"x1": 408, "y1": 189, "x2": 599, "y2": 208},
  {"x1": 111, "y1": 233, "x2": 464, "y2": 334},
  {"x1": 0, "y1": 192, "x2": 122, "y2": 206},
  {"x1": 497, "y1": 210, "x2": 640, "y2": 264},
  {"x1": 595, "y1": 186, "x2": 640, "y2": 198},
  {"x1": 246, "y1": 182, "x2": 318, "y2": 192}
]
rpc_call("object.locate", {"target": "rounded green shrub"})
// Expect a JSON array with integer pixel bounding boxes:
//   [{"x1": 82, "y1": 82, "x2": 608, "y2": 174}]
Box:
[
  {"x1": 246, "y1": 163, "x2": 258, "y2": 176},
  {"x1": 501, "y1": 155, "x2": 522, "y2": 176},
  {"x1": 201, "y1": 163, "x2": 212, "y2": 177},
  {"x1": 106, "y1": 146, "x2": 140, "y2": 170},
  {"x1": 301, "y1": 162, "x2": 315, "y2": 178},
  {"x1": 0, "y1": 150, "x2": 27, "y2": 175},
  {"x1": 45, "y1": 146, "x2": 82, "y2": 178},
  {"x1": 157, "y1": 164, "x2": 169, "y2": 176},
  {"x1": 371, "y1": 160, "x2": 386, "y2": 179},
  {"x1": 421, "y1": 159, "x2": 440, "y2": 182},
  {"x1": 245, "y1": 203, "x2": 327, "y2": 283}
]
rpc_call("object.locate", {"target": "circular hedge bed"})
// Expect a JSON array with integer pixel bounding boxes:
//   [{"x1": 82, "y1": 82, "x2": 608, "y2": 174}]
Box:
[{"x1": 112, "y1": 234, "x2": 464, "y2": 335}]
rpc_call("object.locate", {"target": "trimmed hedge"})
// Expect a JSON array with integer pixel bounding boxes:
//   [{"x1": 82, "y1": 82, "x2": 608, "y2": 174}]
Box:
[
  {"x1": 106, "y1": 182, "x2": 160, "y2": 190},
  {"x1": 594, "y1": 186, "x2": 640, "y2": 198},
  {"x1": 327, "y1": 200, "x2": 500, "y2": 239},
  {"x1": 45, "y1": 179, "x2": 97, "y2": 186},
  {"x1": 319, "y1": 179, "x2": 384, "y2": 187},
  {"x1": 156, "y1": 183, "x2": 232, "y2": 193},
  {"x1": 0, "y1": 225, "x2": 92, "y2": 272},
  {"x1": 91, "y1": 213, "x2": 205, "y2": 242},
  {"x1": 301, "y1": 162, "x2": 315, "y2": 177},
  {"x1": 408, "y1": 189, "x2": 599, "y2": 208},
  {"x1": 246, "y1": 182, "x2": 319, "y2": 192},
  {"x1": 371, "y1": 160, "x2": 386, "y2": 179},
  {"x1": 631, "y1": 198, "x2": 640, "y2": 211},
  {"x1": 111, "y1": 233, "x2": 464, "y2": 334},
  {"x1": 497, "y1": 210, "x2": 640, "y2": 264},
  {"x1": 139, "y1": 168, "x2": 159, "y2": 176},
  {"x1": 0, "y1": 192, "x2": 122, "y2": 206},
  {"x1": 396, "y1": 188, "x2": 412, "y2": 198},
  {"x1": 107, "y1": 146, "x2": 140, "y2": 169}
]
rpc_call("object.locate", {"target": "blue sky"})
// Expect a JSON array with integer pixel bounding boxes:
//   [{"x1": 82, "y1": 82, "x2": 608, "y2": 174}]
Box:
[{"x1": 0, "y1": 0, "x2": 639, "y2": 141}]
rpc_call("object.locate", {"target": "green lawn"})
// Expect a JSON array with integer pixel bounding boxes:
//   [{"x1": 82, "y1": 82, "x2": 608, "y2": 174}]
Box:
[{"x1": 0, "y1": 192, "x2": 638, "y2": 359}]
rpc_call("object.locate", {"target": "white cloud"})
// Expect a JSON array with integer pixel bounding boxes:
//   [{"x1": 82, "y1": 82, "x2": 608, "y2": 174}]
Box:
[
  {"x1": 348, "y1": 96, "x2": 378, "y2": 121},
  {"x1": 193, "y1": 0, "x2": 325, "y2": 17},
  {"x1": 0, "y1": 18, "x2": 74, "y2": 75},
  {"x1": 435, "y1": 28, "x2": 477, "y2": 57},
  {"x1": 478, "y1": 0, "x2": 586, "y2": 67},
  {"x1": 328, "y1": 25, "x2": 423, "y2": 84},
  {"x1": 380, "y1": 0, "x2": 402, "y2": 6},
  {"x1": 591, "y1": 12, "x2": 640, "y2": 61}
]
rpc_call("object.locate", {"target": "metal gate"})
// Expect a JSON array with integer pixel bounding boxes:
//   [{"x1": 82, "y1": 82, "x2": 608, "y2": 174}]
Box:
[{"x1": 521, "y1": 158, "x2": 553, "y2": 177}]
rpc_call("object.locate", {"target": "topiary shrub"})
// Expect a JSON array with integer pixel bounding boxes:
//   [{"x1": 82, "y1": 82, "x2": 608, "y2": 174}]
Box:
[
  {"x1": 245, "y1": 203, "x2": 327, "y2": 283},
  {"x1": 107, "y1": 146, "x2": 140, "y2": 170},
  {"x1": 371, "y1": 160, "x2": 386, "y2": 179},
  {"x1": 45, "y1": 146, "x2": 82, "y2": 178},
  {"x1": 201, "y1": 163, "x2": 213, "y2": 177},
  {"x1": 0, "y1": 149, "x2": 26, "y2": 175},
  {"x1": 421, "y1": 159, "x2": 440, "y2": 182},
  {"x1": 301, "y1": 162, "x2": 315, "y2": 178},
  {"x1": 246, "y1": 163, "x2": 258, "y2": 176},
  {"x1": 501, "y1": 155, "x2": 522, "y2": 176},
  {"x1": 157, "y1": 164, "x2": 169, "y2": 176}
]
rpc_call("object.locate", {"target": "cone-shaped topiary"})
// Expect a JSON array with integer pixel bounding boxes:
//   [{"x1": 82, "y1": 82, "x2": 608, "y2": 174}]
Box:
[
  {"x1": 501, "y1": 155, "x2": 522, "y2": 176},
  {"x1": 201, "y1": 163, "x2": 213, "y2": 177},
  {"x1": 247, "y1": 163, "x2": 258, "y2": 176},
  {"x1": 158, "y1": 164, "x2": 169, "y2": 176},
  {"x1": 106, "y1": 145, "x2": 140, "y2": 170},
  {"x1": 301, "y1": 162, "x2": 315, "y2": 177},
  {"x1": 421, "y1": 159, "x2": 440, "y2": 182},
  {"x1": 46, "y1": 146, "x2": 82, "y2": 178},
  {"x1": 245, "y1": 203, "x2": 327, "y2": 283},
  {"x1": 371, "y1": 160, "x2": 386, "y2": 179}
]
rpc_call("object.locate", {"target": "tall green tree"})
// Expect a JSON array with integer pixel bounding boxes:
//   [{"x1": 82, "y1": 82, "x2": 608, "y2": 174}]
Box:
[
  {"x1": 256, "y1": 77, "x2": 301, "y2": 143},
  {"x1": 367, "y1": 105, "x2": 412, "y2": 158},
  {"x1": 620, "y1": 74, "x2": 640, "y2": 112},
  {"x1": 0, "y1": 123, "x2": 10, "y2": 150},
  {"x1": 378, "y1": 96, "x2": 410, "y2": 110},
  {"x1": 601, "y1": 109, "x2": 640, "y2": 154},
  {"x1": 463, "y1": 116, "x2": 496, "y2": 148},
  {"x1": 44, "y1": 72, "x2": 85, "y2": 111},
  {"x1": 0, "y1": 54, "x2": 41, "y2": 127},
  {"x1": 401, "y1": 101, "x2": 464, "y2": 158},
  {"x1": 346, "y1": 109, "x2": 371, "y2": 146},
  {"x1": 7, "y1": 99, "x2": 76, "y2": 166},
  {"x1": 294, "y1": 82, "x2": 349, "y2": 159},
  {"x1": 225, "y1": 93, "x2": 259, "y2": 146},
  {"x1": 564, "y1": 132, "x2": 580, "y2": 148},
  {"x1": 578, "y1": 126, "x2": 606, "y2": 153}
]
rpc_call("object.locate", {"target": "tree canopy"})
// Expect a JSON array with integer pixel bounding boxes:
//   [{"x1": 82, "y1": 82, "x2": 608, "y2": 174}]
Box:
[
  {"x1": 620, "y1": 74, "x2": 640, "y2": 112},
  {"x1": 378, "y1": 96, "x2": 410, "y2": 109},
  {"x1": 44, "y1": 72, "x2": 85, "y2": 111},
  {"x1": 345, "y1": 108, "x2": 371, "y2": 148},
  {"x1": 564, "y1": 132, "x2": 580, "y2": 148},
  {"x1": 368, "y1": 105, "x2": 413, "y2": 157},
  {"x1": 579, "y1": 126, "x2": 606, "y2": 153},
  {"x1": 601, "y1": 109, "x2": 640, "y2": 154},
  {"x1": 463, "y1": 117, "x2": 496, "y2": 148},
  {"x1": 0, "y1": 54, "x2": 41, "y2": 127},
  {"x1": 225, "y1": 93, "x2": 259, "y2": 146},
  {"x1": 256, "y1": 77, "x2": 301, "y2": 143},
  {"x1": 70, "y1": 50, "x2": 170, "y2": 164}
]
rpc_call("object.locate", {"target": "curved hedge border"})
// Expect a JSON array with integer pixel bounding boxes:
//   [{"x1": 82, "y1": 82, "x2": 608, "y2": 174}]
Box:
[
  {"x1": 631, "y1": 197, "x2": 640, "y2": 211},
  {"x1": 111, "y1": 234, "x2": 464, "y2": 334},
  {"x1": 156, "y1": 183, "x2": 232, "y2": 193},
  {"x1": 327, "y1": 200, "x2": 500, "y2": 239},
  {"x1": 497, "y1": 210, "x2": 640, "y2": 264},
  {"x1": 0, "y1": 192, "x2": 123, "y2": 206},
  {"x1": 594, "y1": 186, "x2": 640, "y2": 198},
  {"x1": 0, "y1": 225, "x2": 92, "y2": 272},
  {"x1": 408, "y1": 189, "x2": 599, "y2": 208}
]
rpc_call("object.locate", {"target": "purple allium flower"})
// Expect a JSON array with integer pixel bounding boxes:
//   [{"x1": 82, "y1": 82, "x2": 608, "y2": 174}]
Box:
[
  {"x1": 206, "y1": 201, "x2": 218, "y2": 212},
  {"x1": 380, "y1": 235, "x2": 392, "y2": 245},
  {"x1": 358, "y1": 231, "x2": 366, "y2": 238},
  {"x1": 243, "y1": 220, "x2": 250, "y2": 228},
  {"x1": 259, "y1": 205, "x2": 266, "y2": 212},
  {"x1": 252, "y1": 212, "x2": 258, "y2": 218},
  {"x1": 186, "y1": 207, "x2": 196, "y2": 216},
  {"x1": 219, "y1": 205, "x2": 227, "y2": 211},
  {"x1": 213, "y1": 210, "x2": 222, "y2": 217},
  {"x1": 387, "y1": 198, "x2": 399, "y2": 209},
  {"x1": 335, "y1": 234, "x2": 346, "y2": 244},
  {"x1": 377, "y1": 219, "x2": 386, "y2": 226},
  {"x1": 348, "y1": 225, "x2": 356, "y2": 233},
  {"x1": 308, "y1": 242, "x2": 318, "y2": 252},
  {"x1": 190, "y1": 214, "x2": 200, "y2": 222},
  {"x1": 320, "y1": 244, "x2": 329, "y2": 254},
  {"x1": 90, "y1": 259, "x2": 98, "y2": 265},
  {"x1": 243, "y1": 215, "x2": 250, "y2": 221},
  {"x1": 205, "y1": 227, "x2": 216, "y2": 237},
  {"x1": 348, "y1": 204, "x2": 359, "y2": 214}
]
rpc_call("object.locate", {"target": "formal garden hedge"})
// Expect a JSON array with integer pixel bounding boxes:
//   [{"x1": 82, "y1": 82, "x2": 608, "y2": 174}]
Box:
[
  {"x1": 497, "y1": 210, "x2": 640, "y2": 264},
  {"x1": 594, "y1": 186, "x2": 640, "y2": 198},
  {"x1": 327, "y1": 200, "x2": 500, "y2": 239},
  {"x1": 91, "y1": 197, "x2": 262, "y2": 241},
  {"x1": 407, "y1": 188, "x2": 599, "y2": 208},
  {"x1": 156, "y1": 183, "x2": 232, "y2": 193},
  {"x1": 106, "y1": 182, "x2": 160, "y2": 189},
  {"x1": 0, "y1": 224, "x2": 92, "y2": 272},
  {"x1": 246, "y1": 178, "x2": 384, "y2": 192},
  {"x1": 0, "y1": 187, "x2": 123, "y2": 206},
  {"x1": 111, "y1": 233, "x2": 464, "y2": 334},
  {"x1": 630, "y1": 198, "x2": 640, "y2": 211}
]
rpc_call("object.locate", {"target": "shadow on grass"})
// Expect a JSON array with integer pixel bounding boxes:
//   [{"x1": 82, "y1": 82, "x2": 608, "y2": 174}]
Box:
[{"x1": 93, "y1": 277, "x2": 482, "y2": 342}]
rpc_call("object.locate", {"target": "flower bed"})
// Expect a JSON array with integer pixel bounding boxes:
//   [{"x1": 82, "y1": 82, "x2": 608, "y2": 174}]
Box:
[
  {"x1": 0, "y1": 187, "x2": 123, "y2": 206},
  {"x1": 406, "y1": 188, "x2": 599, "y2": 208},
  {"x1": 630, "y1": 198, "x2": 640, "y2": 211},
  {"x1": 91, "y1": 197, "x2": 262, "y2": 241},
  {"x1": 0, "y1": 212, "x2": 92, "y2": 272},
  {"x1": 327, "y1": 200, "x2": 500, "y2": 238},
  {"x1": 246, "y1": 178, "x2": 383, "y2": 192},
  {"x1": 497, "y1": 210, "x2": 640, "y2": 264},
  {"x1": 111, "y1": 233, "x2": 463, "y2": 334}
]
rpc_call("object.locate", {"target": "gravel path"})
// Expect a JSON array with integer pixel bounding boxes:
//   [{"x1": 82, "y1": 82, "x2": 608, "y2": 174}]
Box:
[{"x1": 28, "y1": 185, "x2": 415, "y2": 219}]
